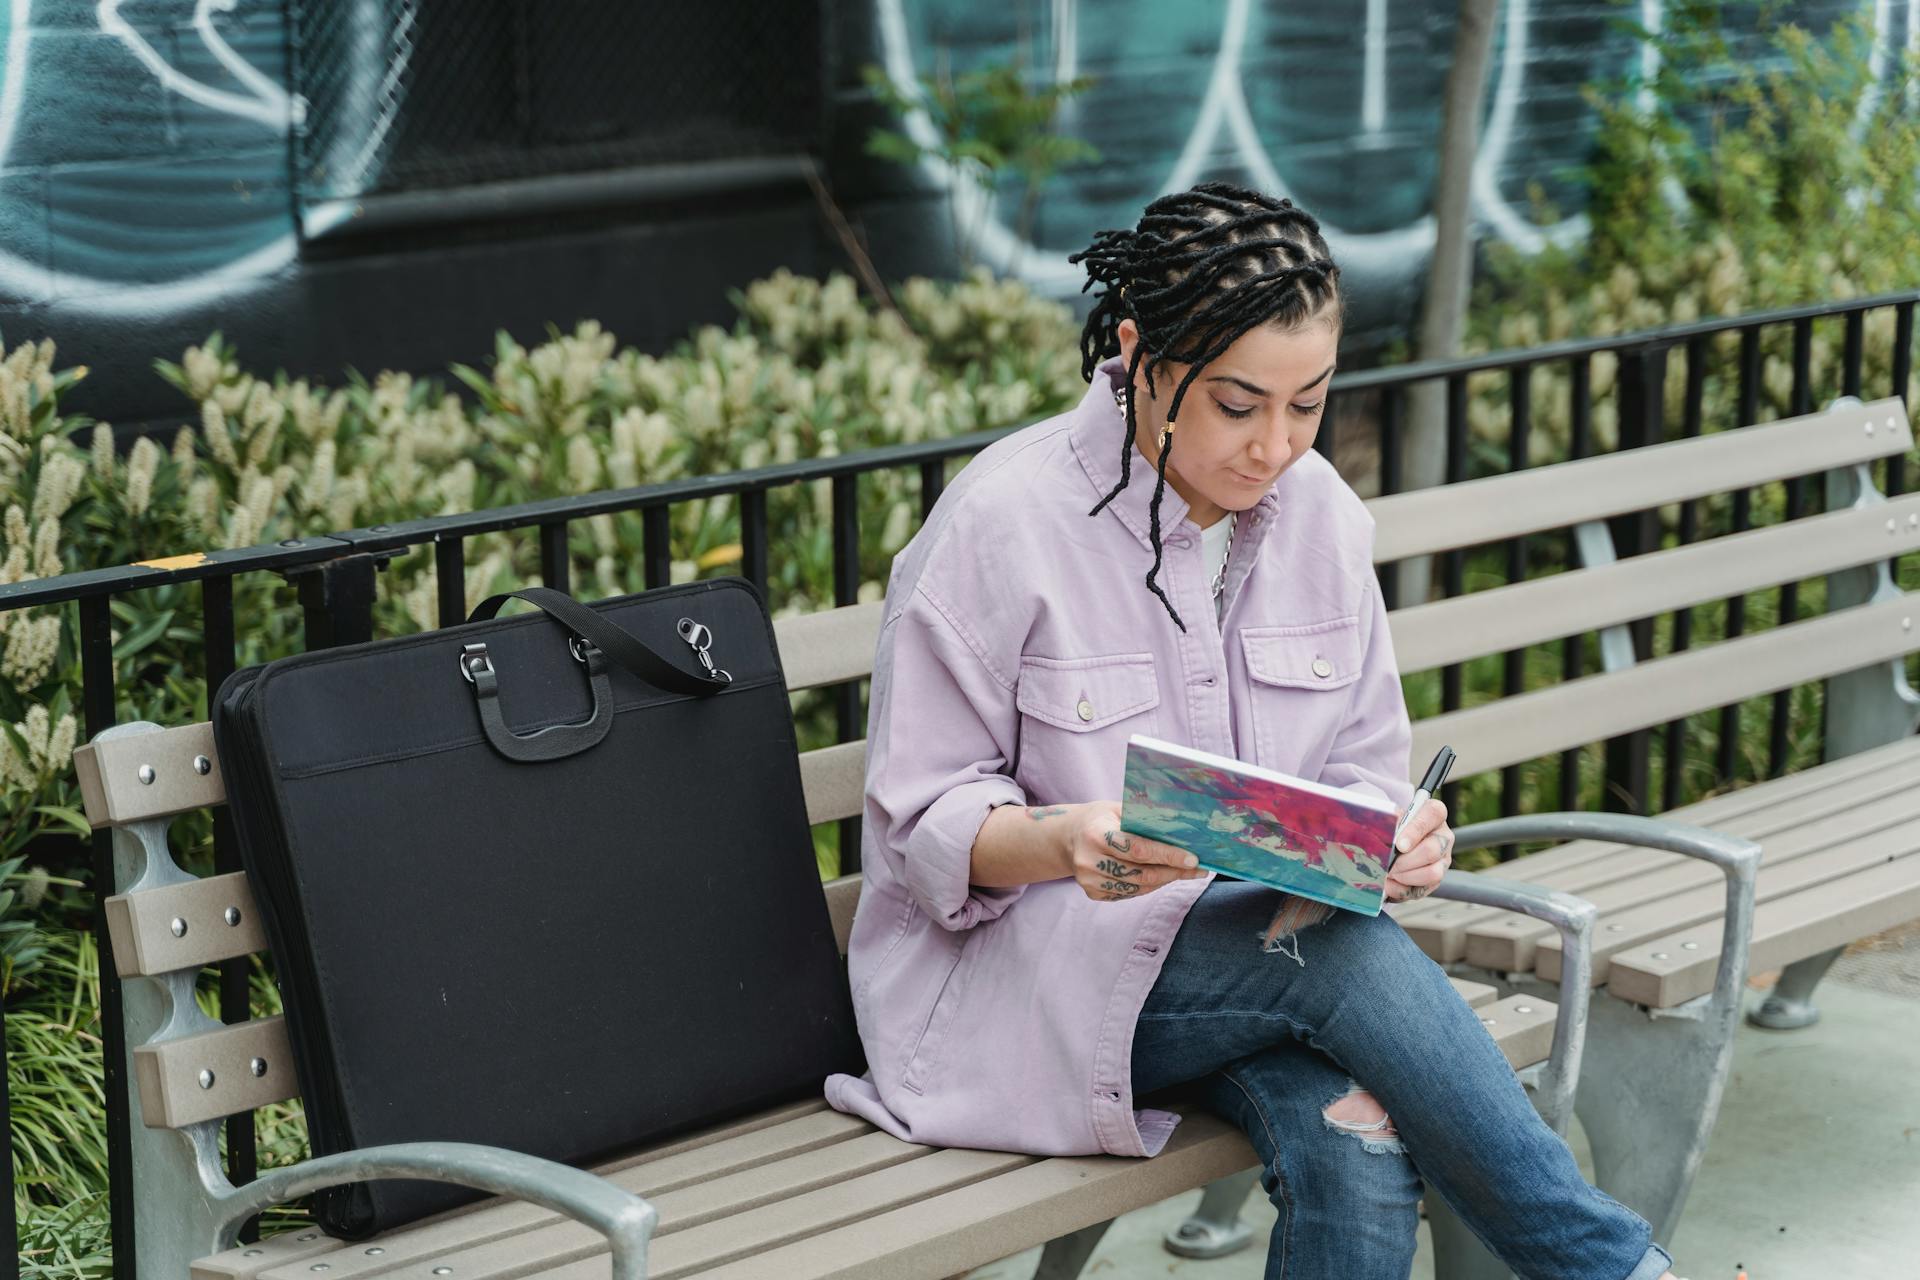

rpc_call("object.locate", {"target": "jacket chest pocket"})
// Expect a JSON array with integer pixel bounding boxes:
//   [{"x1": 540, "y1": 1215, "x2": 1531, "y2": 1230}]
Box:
[
  {"x1": 1014, "y1": 652, "x2": 1161, "y2": 801},
  {"x1": 1240, "y1": 618, "x2": 1363, "y2": 775}
]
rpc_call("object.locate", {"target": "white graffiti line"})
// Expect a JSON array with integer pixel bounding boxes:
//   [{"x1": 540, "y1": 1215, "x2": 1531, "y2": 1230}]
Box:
[
  {"x1": 1363, "y1": 0, "x2": 1387, "y2": 136},
  {"x1": 876, "y1": 0, "x2": 1439, "y2": 290},
  {"x1": 0, "y1": 0, "x2": 31, "y2": 169},
  {"x1": 1051, "y1": 0, "x2": 1077, "y2": 86},
  {"x1": 1855, "y1": 0, "x2": 1906, "y2": 130},
  {"x1": 96, "y1": 0, "x2": 293, "y2": 131},
  {"x1": 195, "y1": 0, "x2": 303, "y2": 125},
  {"x1": 305, "y1": 0, "x2": 414, "y2": 210},
  {"x1": 33, "y1": 233, "x2": 297, "y2": 317},
  {"x1": 1164, "y1": 0, "x2": 1433, "y2": 273},
  {"x1": 1471, "y1": 0, "x2": 1589, "y2": 255},
  {"x1": 0, "y1": 1, "x2": 296, "y2": 312}
]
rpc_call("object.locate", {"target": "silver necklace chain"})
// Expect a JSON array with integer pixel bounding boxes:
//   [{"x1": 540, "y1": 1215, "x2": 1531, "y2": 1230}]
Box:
[
  {"x1": 1210, "y1": 518, "x2": 1235, "y2": 600},
  {"x1": 1116, "y1": 381, "x2": 1235, "y2": 600}
]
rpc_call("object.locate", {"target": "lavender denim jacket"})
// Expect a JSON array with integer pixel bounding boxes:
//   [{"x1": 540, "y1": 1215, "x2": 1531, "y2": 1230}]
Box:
[{"x1": 822, "y1": 356, "x2": 1416, "y2": 1158}]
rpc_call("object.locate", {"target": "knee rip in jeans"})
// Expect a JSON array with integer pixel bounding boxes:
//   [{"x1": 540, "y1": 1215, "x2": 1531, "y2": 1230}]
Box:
[{"x1": 1322, "y1": 1082, "x2": 1406, "y2": 1156}]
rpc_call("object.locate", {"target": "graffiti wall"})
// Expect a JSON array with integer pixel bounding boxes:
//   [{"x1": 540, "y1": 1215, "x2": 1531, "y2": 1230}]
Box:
[
  {"x1": 0, "y1": 0, "x2": 828, "y2": 434},
  {"x1": 0, "y1": 0, "x2": 1904, "y2": 436},
  {"x1": 842, "y1": 0, "x2": 1889, "y2": 337}
]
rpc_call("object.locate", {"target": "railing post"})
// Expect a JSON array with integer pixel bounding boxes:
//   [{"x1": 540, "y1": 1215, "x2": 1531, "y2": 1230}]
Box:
[
  {"x1": 0, "y1": 985, "x2": 13, "y2": 1280},
  {"x1": 284, "y1": 552, "x2": 391, "y2": 650},
  {"x1": 79, "y1": 594, "x2": 136, "y2": 1279},
  {"x1": 832, "y1": 474, "x2": 862, "y2": 874},
  {"x1": 1603, "y1": 344, "x2": 1669, "y2": 813}
]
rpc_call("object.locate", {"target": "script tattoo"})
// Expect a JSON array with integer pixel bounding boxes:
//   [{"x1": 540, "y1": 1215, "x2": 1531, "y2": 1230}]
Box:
[
  {"x1": 1097, "y1": 878, "x2": 1141, "y2": 897},
  {"x1": 1103, "y1": 829, "x2": 1133, "y2": 854},
  {"x1": 1095, "y1": 857, "x2": 1141, "y2": 879},
  {"x1": 1027, "y1": 805, "x2": 1069, "y2": 820}
]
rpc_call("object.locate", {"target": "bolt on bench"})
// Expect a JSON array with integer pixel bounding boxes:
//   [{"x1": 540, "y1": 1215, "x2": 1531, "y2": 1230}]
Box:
[{"x1": 77, "y1": 601, "x2": 1602, "y2": 1280}]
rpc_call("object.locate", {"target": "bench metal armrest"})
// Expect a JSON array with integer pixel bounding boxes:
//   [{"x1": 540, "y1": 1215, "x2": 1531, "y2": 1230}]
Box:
[
  {"x1": 1452, "y1": 812, "x2": 1762, "y2": 1020},
  {"x1": 1428, "y1": 870, "x2": 1595, "y2": 1133},
  {"x1": 212, "y1": 1142, "x2": 658, "y2": 1280}
]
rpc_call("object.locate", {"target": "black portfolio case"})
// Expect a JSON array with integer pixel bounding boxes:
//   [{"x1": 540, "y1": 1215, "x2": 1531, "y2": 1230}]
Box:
[{"x1": 212, "y1": 577, "x2": 862, "y2": 1237}]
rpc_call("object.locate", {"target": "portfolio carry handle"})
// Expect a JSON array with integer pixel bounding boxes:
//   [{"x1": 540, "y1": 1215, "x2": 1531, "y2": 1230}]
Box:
[{"x1": 461, "y1": 587, "x2": 731, "y2": 763}]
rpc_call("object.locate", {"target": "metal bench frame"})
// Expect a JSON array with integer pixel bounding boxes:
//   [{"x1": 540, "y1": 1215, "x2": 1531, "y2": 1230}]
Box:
[
  {"x1": 1748, "y1": 441, "x2": 1920, "y2": 1029},
  {"x1": 1163, "y1": 395, "x2": 1915, "y2": 1271},
  {"x1": 81, "y1": 678, "x2": 1605, "y2": 1280},
  {"x1": 96, "y1": 395, "x2": 1920, "y2": 1279},
  {"x1": 84, "y1": 721, "x2": 658, "y2": 1280}
]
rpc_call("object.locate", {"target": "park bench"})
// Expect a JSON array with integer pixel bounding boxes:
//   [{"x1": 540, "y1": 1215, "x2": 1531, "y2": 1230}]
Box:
[
  {"x1": 1371, "y1": 393, "x2": 1919, "y2": 1246},
  {"x1": 77, "y1": 606, "x2": 1605, "y2": 1280}
]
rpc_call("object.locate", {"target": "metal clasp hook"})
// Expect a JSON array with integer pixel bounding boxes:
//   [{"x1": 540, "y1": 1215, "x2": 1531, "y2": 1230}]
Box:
[{"x1": 676, "y1": 617, "x2": 732, "y2": 683}]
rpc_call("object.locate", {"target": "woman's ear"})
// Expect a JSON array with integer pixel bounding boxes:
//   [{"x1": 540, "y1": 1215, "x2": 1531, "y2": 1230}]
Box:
[{"x1": 1115, "y1": 317, "x2": 1139, "y2": 370}]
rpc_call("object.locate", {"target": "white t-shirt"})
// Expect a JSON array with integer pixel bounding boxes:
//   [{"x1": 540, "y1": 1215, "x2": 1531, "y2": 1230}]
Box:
[{"x1": 1200, "y1": 512, "x2": 1233, "y2": 618}]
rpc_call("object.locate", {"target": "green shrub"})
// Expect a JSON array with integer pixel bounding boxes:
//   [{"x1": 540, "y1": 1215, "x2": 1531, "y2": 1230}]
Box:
[{"x1": 0, "y1": 271, "x2": 1083, "y2": 1254}]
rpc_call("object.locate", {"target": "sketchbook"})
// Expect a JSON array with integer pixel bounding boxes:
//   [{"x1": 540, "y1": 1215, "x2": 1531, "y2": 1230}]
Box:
[{"x1": 1118, "y1": 734, "x2": 1400, "y2": 916}]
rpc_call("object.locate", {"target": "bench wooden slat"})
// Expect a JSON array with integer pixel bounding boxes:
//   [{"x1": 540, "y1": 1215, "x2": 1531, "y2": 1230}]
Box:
[
  {"x1": 1388, "y1": 732, "x2": 1920, "y2": 939},
  {"x1": 676, "y1": 1110, "x2": 1253, "y2": 1280},
  {"x1": 202, "y1": 1103, "x2": 847, "y2": 1280},
  {"x1": 1456, "y1": 761, "x2": 1920, "y2": 970},
  {"x1": 1368, "y1": 397, "x2": 1910, "y2": 563},
  {"x1": 799, "y1": 741, "x2": 865, "y2": 826},
  {"x1": 1390, "y1": 490, "x2": 1920, "y2": 674},
  {"x1": 311, "y1": 1132, "x2": 951, "y2": 1280},
  {"x1": 1477, "y1": 993, "x2": 1558, "y2": 1070},
  {"x1": 213, "y1": 987, "x2": 1562, "y2": 1280},
  {"x1": 1449, "y1": 977, "x2": 1499, "y2": 1009},
  {"x1": 1607, "y1": 853, "x2": 1920, "y2": 1006},
  {"x1": 1410, "y1": 592, "x2": 1920, "y2": 777},
  {"x1": 773, "y1": 603, "x2": 886, "y2": 693},
  {"x1": 134, "y1": 1016, "x2": 295, "y2": 1130},
  {"x1": 368, "y1": 983, "x2": 1555, "y2": 1280},
  {"x1": 1535, "y1": 827, "x2": 1920, "y2": 986},
  {"x1": 823, "y1": 875, "x2": 859, "y2": 955},
  {"x1": 1502, "y1": 788, "x2": 1918, "y2": 978},
  {"x1": 643, "y1": 1145, "x2": 1034, "y2": 1280},
  {"x1": 106, "y1": 872, "x2": 265, "y2": 978},
  {"x1": 73, "y1": 722, "x2": 225, "y2": 826}
]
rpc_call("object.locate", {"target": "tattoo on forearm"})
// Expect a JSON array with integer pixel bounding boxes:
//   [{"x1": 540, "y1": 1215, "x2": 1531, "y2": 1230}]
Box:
[
  {"x1": 1095, "y1": 857, "x2": 1141, "y2": 879},
  {"x1": 1026, "y1": 805, "x2": 1069, "y2": 820},
  {"x1": 1097, "y1": 878, "x2": 1141, "y2": 897},
  {"x1": 1103, "y1": 829, "x2": 1133, "y2": 854}
]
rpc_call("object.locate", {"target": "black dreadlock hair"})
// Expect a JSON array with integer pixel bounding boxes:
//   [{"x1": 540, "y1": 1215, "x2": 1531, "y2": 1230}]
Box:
[{"x1": 1067, "y1": 181, "x2": 1340, "y2": 632}]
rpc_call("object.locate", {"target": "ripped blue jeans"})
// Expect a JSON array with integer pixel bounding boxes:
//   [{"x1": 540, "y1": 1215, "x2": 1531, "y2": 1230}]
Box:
[{"x1": 1131, "y1": 879, "x2": 1674, "y2": 1280}]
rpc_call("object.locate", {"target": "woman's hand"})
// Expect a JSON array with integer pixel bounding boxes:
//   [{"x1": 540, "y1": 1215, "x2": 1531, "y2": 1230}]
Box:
[
  {"x1": 1063, "y1": 801, "x2": 1208, "y2": 902},
  {"x1": 1385, "y1": 797, "x2": 1452, "y2": 903}
]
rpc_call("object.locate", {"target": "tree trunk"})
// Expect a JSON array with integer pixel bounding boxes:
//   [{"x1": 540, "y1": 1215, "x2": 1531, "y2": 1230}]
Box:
[{"x1": 1398, "y1": 0, "x2": 1499, "y2": 606}]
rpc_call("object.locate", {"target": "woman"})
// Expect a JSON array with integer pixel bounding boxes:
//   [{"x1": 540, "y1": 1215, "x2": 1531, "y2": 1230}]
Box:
[{"x1": 824, "y1": 182, "x2": 1681, "y2": 1280}]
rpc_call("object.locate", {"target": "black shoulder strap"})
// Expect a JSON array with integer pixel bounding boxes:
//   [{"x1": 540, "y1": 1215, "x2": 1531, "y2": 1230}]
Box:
[{"x1": 468, "y1": 587, "x2": 726, "y2": 698}]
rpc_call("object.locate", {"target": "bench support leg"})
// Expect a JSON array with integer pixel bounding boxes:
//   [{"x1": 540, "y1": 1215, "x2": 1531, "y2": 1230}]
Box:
[
  {"x1": 1162, "y1": 1168, "x2": 1259, "y2": 1258},
  {"x1": 1748, "y1": 944, "x2": 1847, "y2": 1030},
  {"x1": 1031, "y1": 1219, "x2": 1112, "y2": 1280},
  {"x1": 1573, "y1": 990, "x2": 1738, "y2": 1244},
  {"x1": 1425, "y1": 1188, "x2": 1516, "y2": 1280}
]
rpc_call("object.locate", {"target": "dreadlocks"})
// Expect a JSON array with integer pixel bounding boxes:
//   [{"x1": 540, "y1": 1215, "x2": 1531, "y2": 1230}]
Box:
[{"x1": 1067, "y1": 181, "x2": 1341, "y2": 632}]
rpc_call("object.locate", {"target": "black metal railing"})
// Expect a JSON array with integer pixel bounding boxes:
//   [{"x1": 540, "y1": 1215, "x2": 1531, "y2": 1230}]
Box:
[{"x1": 5, "y1": 288, "x2": 1916, "y2": 1274}]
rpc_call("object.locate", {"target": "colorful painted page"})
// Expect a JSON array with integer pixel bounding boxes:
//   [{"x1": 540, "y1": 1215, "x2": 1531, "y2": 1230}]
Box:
[{"x1": 1119, "y1": 734, "x2": 1399, "y2": 916}]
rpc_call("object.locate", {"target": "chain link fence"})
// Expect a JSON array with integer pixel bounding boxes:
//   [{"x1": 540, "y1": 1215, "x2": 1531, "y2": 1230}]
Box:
[{"x1": 289, "y1": 0, "x2": 826, "y2": 202}]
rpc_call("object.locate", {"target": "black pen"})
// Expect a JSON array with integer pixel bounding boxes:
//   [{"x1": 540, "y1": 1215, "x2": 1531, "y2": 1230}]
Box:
[{"x1": 1391, "y1": 745, "x2": 1456, "y2": 868}]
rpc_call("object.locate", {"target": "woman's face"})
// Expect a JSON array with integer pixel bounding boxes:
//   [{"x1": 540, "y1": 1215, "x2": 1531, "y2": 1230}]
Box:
[{"x1": 1115, "y1": 314, "x2": 1338, "y2": 529}]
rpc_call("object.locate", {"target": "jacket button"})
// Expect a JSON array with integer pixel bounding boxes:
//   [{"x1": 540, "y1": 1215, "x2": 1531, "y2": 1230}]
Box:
[
  {"x1": 1077, "y1": 699, "x2": 1095, "y2": 721},
  {"x1": 1311, "y1": 658, "x2": 1333, "y2": 678}
]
